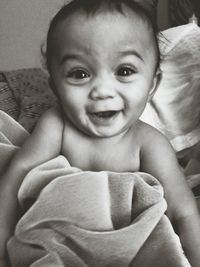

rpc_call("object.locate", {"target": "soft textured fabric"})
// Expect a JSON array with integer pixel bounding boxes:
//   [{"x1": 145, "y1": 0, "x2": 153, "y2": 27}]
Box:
[
  {"x1": 0, "y1": 110, "x2": 29, "y2": 174},
  {"x1": 7, "y1": 157, "x2": 191, "y2": 267},
  {"x1": 0, "y1": 72, "x2": 19, "y2": 121},
  {"x1": 0, "y1": 68, "x2": 57, "y2": 132},
  {"x1": 141, "y1": 23, "x2": 200, "y2": 152},
  {"x1": 1, "y1": 111, "x2": 199, "y2": 267}
]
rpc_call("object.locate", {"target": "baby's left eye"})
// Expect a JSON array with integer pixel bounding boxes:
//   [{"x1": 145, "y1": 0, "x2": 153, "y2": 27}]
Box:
[{"x1": 116, "y1": 66, "x2": 135, "y2": 77}]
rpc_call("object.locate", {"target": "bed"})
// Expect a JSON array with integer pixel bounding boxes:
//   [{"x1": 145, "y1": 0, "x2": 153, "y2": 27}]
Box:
[{"x1": 0, "y1": 22, "x2": 200, "y2": 267}]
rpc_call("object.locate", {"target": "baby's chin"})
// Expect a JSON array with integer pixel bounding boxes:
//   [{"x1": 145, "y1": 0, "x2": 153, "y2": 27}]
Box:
[{"x1": 79, "y1": 124, "x2": 129, "y2": 139}]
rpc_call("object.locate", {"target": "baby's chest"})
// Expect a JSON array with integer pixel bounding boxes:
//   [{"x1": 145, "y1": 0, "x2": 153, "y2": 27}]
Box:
[{"x1": 61, "y1": 135, "x2": 140, "y2": 172}]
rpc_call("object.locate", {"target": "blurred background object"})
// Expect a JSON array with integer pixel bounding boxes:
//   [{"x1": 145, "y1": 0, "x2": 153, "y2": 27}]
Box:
[{"x1": 169, "y1": 0, "x2": 200, "y2": 26}]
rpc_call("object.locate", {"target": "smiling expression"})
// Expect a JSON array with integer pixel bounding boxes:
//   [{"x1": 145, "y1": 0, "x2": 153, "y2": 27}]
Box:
[{"x1": 49, "y1": 8, "x2": 159, "y2": 137}]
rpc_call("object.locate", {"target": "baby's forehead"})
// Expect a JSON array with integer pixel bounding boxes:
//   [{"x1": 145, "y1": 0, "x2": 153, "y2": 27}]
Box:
[
  {"x1": 54, "y1": 13, "x2": 156, "y2": 61},
  {"x1": 52, "y1": 8, "x2": 154, "y2": 44}
]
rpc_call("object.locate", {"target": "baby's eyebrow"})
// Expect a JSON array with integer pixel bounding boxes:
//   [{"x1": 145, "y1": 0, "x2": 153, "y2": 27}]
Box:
[
  {"x1": 117, "y1": 50, "x2": 144, "y2": 62},
  {"x1": 60, "y1": 53, "x2": 83, "y2": 65}
]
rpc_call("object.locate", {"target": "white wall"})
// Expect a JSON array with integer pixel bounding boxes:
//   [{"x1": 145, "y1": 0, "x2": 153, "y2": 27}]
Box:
[{"x1": 0, "y1": 0, "x2": 65, "y2": 70}]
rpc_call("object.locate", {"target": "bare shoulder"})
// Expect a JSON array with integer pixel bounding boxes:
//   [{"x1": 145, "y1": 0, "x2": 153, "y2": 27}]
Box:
[
  {"x1": 26, "y1": 106, "x2": 64, "y2": 153},
  {"x1": 8, "y1": 106, "x2": 65, "y2": 172},
  {"x1": 137, "y1": 120, "x2": 171, "y2": 150},
  {"x1": 136, "y1": 120, "x2": 180, "y2": 182},
  {"x1": 36, "y1": 106, "x2": 64, "y2": 129}
]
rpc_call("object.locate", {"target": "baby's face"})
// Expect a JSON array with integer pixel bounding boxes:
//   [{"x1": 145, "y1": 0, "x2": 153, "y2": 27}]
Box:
[{"x1": 50, "y1": 9, "x2": 159, "y2": 137}]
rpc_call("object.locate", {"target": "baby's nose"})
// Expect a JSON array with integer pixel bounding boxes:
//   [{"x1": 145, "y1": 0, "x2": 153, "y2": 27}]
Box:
[{"x1": 89, "y1": 78, "x2": 116, "y2": 100}]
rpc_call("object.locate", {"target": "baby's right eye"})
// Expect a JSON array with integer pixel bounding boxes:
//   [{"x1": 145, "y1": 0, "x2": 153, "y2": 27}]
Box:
[{"x1": 67, "y1": 69, "x2": 90, "y2": 84}]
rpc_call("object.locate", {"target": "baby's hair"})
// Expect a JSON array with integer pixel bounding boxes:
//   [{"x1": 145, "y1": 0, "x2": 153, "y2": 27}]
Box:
[{"x1": 46, "y1": 0, "x2": 160, "y2": 71}]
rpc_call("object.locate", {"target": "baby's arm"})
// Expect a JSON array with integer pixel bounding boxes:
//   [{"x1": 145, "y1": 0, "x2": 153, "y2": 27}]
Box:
[
  {"x1": 0, "y1": 107, "x2": 64, "y2": 264},
  {"x1": 140, "y1": 126, "x2": 200, "y2": 267}
]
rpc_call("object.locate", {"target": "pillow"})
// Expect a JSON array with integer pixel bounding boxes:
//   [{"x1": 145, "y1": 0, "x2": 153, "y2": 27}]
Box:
[
  {"x1": 0, "y1": 68, "x2": 57, "y2": 132},
  {"x1": 141, "y1": 23, "x2": 200, "y2": 152},
  {"x1": 0, "y1": 73, "x2": 19, "y2": 121}
]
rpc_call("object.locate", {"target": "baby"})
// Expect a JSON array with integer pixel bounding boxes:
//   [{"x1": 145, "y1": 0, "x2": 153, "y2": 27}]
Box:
[{"x1": 0, "y1": 0, "x2": 200, "y2": 266}]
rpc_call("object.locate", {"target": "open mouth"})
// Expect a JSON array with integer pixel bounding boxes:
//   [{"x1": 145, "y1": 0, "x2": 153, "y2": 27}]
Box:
[
  {"x1": 92, "y1": 111, "x2": 118, "y2": 118},
  {"x1": 88, "y1": 110, "x2": 120, "y2": 121}
]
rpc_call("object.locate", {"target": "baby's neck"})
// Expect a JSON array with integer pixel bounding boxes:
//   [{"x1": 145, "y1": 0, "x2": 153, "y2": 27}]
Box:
[{"x1": 61, "y1": 117, "x2": 140, "y2": 172}]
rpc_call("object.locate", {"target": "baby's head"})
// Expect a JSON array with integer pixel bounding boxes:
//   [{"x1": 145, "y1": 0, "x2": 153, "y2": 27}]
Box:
[
  {"x1": 46, "y1": 0, "x2": 160, "y2": 71},
  {"x1": 46, "y1": 0, "x2": 161, "y2": 137}
]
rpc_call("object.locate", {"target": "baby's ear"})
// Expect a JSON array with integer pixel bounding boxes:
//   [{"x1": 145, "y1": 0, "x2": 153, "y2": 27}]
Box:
[{"x1": 148, "y1": 69, "x2": 162, "y2": 102}]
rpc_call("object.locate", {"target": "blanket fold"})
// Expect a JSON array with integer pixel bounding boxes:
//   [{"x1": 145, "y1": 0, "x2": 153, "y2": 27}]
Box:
[
  {"x1": 0, "y1": 110, "x2": 197, "y2": 267},
  {"x1": 8, "y1": 161, "x2": 190, "y2": 267}
]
